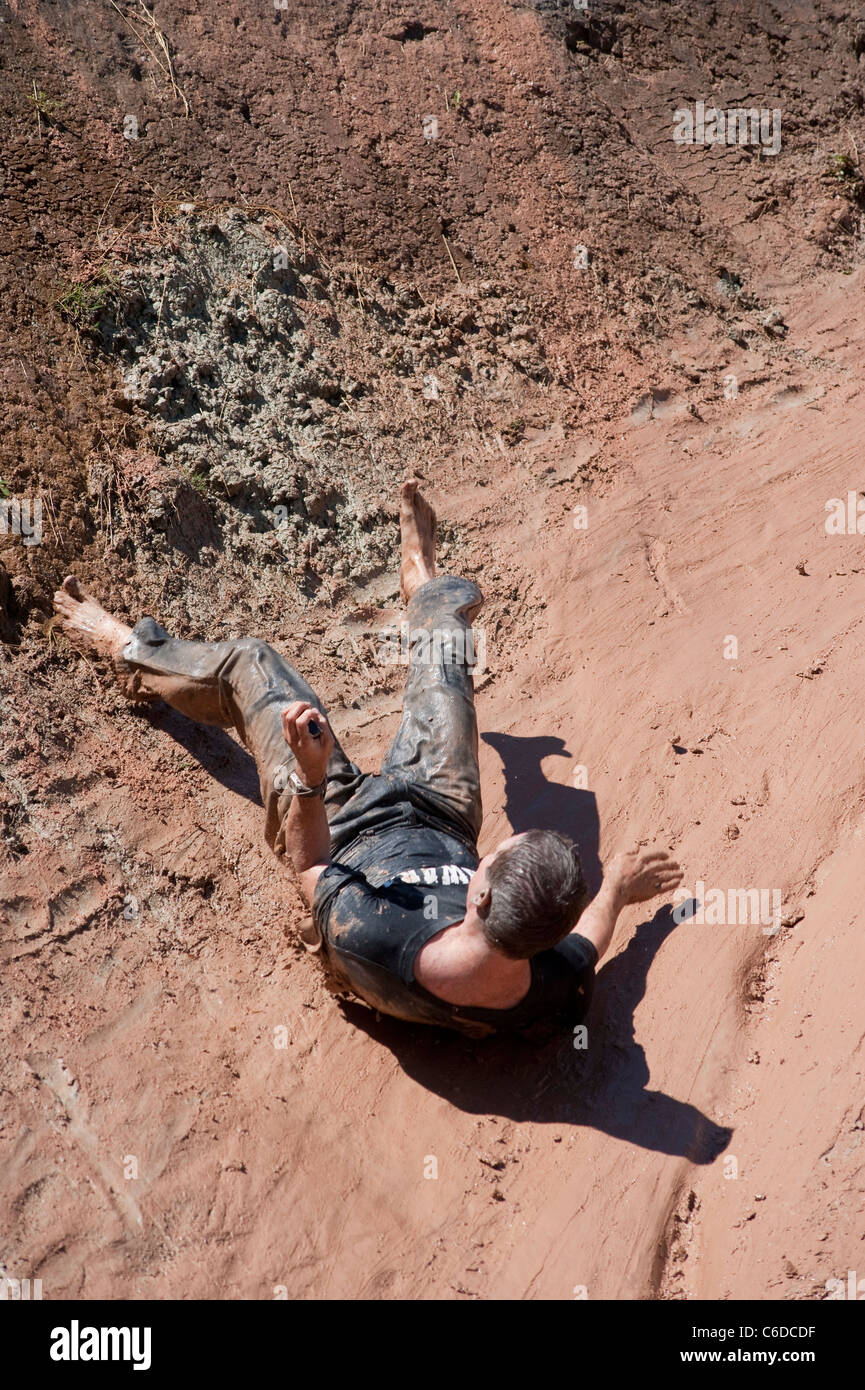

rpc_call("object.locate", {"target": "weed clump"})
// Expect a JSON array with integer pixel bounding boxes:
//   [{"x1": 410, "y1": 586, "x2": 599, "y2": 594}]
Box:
[
  {"x1": 825, "y1": 153, "x2": 865, "y2": 202},
  {"x1": 55, "y1": 269, "x2": 122, "y2": 338}
]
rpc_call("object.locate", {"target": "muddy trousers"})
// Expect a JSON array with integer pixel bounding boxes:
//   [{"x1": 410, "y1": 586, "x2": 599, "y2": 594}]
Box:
[{"x1": 116, "y1": 576, "x2": 485, "y2": 861}]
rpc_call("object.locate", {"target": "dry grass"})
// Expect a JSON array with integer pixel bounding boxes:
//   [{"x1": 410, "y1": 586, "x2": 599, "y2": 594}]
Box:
[{"x1": 109, "y1": 0, "x2": 190, "y2": 116}]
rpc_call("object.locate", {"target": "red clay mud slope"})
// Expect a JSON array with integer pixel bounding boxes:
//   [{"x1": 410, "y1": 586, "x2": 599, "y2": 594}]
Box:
[{"x1": 1, "y1": 0, "x2": 864, "y2": 1299}]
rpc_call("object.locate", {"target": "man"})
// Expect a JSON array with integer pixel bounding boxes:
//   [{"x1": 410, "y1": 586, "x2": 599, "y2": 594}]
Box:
[{"x1": 53, "y1": 482, "x2": 682, "y2": 1039}]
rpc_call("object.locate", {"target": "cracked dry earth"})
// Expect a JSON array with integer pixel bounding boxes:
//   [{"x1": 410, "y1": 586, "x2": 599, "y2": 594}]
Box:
[{"x1": 1, "y1": 0, "x2": 865, "y2": 1299}]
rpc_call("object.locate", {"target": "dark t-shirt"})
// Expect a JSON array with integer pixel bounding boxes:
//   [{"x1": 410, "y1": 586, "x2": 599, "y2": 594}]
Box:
[{"x1": 313, "y1": 825, "x2": 597, "y2": 1039}]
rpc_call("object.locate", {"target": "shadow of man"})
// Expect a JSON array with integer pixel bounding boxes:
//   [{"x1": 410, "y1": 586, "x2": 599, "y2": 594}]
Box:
[
  {"x1": 338, "y1": 905, "x2": 731, "y2": 1163},
  {"x1": 482, "y1": 731, "x2": 603, "y2": 895},
  {"x1": 132, "y1": 703, "x2": 263, "y2": 805}
]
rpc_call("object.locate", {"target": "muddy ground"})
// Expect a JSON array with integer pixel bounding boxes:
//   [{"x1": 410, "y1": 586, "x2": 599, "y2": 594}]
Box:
[{"x1": 1, "y1": 0, "x2": 864, "y2": 1299}]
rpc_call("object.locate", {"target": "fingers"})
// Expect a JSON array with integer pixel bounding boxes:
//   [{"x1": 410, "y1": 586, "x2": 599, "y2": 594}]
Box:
[
  {"x1": 648, "y1": 855, "x2": 683, "y2": 880},
  {"x1": 297, "y1": 707, "x2": 327, "y2": 730},
  {"x1": 281, "y1": 701, "x2": 311, "y2": 746},
  {"x1": 281, "y1": 702, "x2": 332, "y2": 752},
  {"x1": 614, "y1": 846, "x2": 685, "y2": 905},
  {"x1": 639, "y1": 851, "x2": 682, "y2": 879}
]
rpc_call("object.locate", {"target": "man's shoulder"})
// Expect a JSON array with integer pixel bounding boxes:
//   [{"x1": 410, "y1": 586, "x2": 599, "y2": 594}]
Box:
[{"x1": 541, "y1": 932, "x2": 599, "y2": 975}]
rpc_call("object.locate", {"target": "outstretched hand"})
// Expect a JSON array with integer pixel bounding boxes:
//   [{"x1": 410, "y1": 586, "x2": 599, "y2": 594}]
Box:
[
  {"x1": 606, "y1": 847, "x2": 683, "y2": 906},
  {"x1": 281, "y1": 701, "x2": 334, "y2": 787}
]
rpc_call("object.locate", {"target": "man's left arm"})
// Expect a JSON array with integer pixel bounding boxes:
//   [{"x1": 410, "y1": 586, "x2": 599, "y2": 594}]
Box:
[{"x1": 573, "y1": 849, "x2": 683, "y2": 963}]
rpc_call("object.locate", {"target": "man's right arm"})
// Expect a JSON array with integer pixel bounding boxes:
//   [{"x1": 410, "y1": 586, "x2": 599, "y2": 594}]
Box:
[
  {"x1": 280, "y1": 701, "x2": 335, "y2": 909},
  {"x1": 570, "y1": 876, "x2": 627, "y2": 963},
  {"x1": 283, "y1": 794, "x2": 331, "y2": 907}
]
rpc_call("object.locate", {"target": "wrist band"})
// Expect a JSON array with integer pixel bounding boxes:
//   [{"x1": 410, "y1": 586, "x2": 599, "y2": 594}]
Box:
[{"x1": 288, "y1": 770, "x2": 327, "y2": 799}]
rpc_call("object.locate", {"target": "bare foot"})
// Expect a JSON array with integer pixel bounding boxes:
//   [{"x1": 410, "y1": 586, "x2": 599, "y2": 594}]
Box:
[
  {"x1": 52, "y1": 576, "x2": 133, "y2": 658},
  {"x1": 399, "y1": 480, "x2": 437, "y2": 603}
]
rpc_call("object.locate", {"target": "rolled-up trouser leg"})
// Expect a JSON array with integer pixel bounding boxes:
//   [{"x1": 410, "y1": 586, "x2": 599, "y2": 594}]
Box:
[
  {"x1": 379, "y1": 575, "x2": 484, "y2": 846},
  {"x1": 117, "y1": 618, "x2": 365, "y2": 854}
]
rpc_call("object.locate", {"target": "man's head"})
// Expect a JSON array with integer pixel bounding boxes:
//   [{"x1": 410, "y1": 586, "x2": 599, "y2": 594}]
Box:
[{"x1": 466, "y1": 829, "x2": 589, "y2": 959}]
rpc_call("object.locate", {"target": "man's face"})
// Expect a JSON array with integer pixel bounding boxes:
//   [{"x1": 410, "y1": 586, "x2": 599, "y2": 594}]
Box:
[{"x1": 466, "y1": 831, "x2": 527, "y2": 905}]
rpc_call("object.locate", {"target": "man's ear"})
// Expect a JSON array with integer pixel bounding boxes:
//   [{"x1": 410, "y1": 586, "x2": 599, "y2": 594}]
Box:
[{"x1": 470, "y1": 886, "x2": 492, "y2": 917}]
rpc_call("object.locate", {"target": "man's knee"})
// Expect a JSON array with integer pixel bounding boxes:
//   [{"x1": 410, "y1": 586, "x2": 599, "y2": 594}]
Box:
[
  {"x1": 222, "y1": 636, "x2": 286, "y2": 683},
  {"x1": 232, "y1": 636, "x2": 275, "y2": 658}
]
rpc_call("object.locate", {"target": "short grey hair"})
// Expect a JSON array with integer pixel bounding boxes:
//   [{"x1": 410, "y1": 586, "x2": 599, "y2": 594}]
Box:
[{"x1": 482, "y1": 829, "x2": 589, "y2": 959}]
